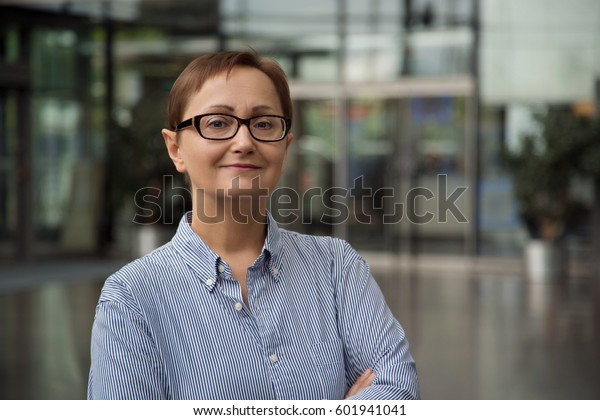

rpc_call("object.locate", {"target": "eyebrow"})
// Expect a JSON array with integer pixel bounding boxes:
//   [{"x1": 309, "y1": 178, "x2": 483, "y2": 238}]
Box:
[{"x1": 204, "y1": 104, "x2": 276, "y2": 114}]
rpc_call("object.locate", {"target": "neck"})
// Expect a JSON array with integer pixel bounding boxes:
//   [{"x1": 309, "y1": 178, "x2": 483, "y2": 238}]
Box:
[{"x1": 190, "y1": 191, "x2": 268, "y2": 256}]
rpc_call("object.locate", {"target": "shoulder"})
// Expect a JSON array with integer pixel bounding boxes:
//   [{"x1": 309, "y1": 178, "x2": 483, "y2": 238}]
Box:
[
  {"x1": 99, "y1": 241, "x2": 180, "y2": 305},
  {"x1": 114, "y1": 241, "x2": 178, "y2": 281},
  {"x1": 278, "y1": 228, "x2": 365, "y2": 270}
]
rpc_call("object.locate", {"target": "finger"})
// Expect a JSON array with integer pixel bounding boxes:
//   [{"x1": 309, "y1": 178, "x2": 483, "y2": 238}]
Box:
[
  {"x1": 345, "y1": 369, "x2": 374, "y2": 398},
  {"x1": 355, "y1": 368, "x2": 375, "y2": 388},
  {"x1": 345, "y1": 368, "x2": 376, "y2": 399}
]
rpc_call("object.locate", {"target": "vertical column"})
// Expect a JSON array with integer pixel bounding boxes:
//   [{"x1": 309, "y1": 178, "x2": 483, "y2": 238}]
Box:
[
  {"x1": 333, "y1": 0, "x2": 348, "y2": 240},
  {"x1": 593, "y1": 79, "x2": 600, "y2": 277},
  {"x1": 468, "y1": 0, "x2": 481, "y2": 257},
  {"x1": 99, "y1": 2, "x2": 115, "y2": 254},
  {"x1": 16, "y1": 26, "x2": 32, "y2": 260}
]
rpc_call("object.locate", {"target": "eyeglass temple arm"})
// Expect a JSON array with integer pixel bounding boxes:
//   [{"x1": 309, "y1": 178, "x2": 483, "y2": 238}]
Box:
[{"x1": 175, "y1": 118, "x2": 193, "y2": 131}]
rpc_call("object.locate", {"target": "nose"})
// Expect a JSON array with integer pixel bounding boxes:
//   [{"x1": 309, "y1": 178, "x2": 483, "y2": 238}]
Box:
[{"x1": 229, "y1": 122, "x2": 256, "y2": 153}]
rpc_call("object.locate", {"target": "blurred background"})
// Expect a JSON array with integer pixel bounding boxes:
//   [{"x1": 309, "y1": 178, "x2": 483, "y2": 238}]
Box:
[{"x1": 0, "y1": 0, "x2": 599, "y2": 399}]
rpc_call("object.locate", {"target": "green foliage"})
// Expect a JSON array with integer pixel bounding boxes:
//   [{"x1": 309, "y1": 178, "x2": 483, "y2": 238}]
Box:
[
  {"x1": 107, "y1": 80, "x2": 185, "y2": 223},
  {"x1": 574, "y1": 116, "x2": 600, "y2": 180},
  {"x1": 504, "y1": 108, "x2": 599, "y2": 243}
]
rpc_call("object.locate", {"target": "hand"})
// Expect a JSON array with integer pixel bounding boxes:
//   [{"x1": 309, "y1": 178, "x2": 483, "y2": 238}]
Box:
[{"x1": 345, "y1": 368, "x2": 375, "y2": 399}]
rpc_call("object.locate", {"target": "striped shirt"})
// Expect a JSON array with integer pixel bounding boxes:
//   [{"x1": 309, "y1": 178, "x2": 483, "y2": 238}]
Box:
[{"x1": 88, "y1": 212, "x2": 419, "y2": 400}]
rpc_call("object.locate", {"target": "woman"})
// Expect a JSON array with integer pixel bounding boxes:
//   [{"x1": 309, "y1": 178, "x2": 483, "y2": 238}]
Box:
[{"x1": 88, "y1": 51, "x2": 419, "y2": 400}]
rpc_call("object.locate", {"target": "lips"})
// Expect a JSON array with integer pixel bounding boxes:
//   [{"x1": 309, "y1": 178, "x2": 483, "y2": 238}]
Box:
[{"x1": 224, "y1": 163, "x2": 260, "y2": 170}]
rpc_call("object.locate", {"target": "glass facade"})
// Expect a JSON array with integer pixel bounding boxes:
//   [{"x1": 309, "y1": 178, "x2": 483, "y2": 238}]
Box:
[
  {"x1": 0, "y1": 17, "x2": 29, "y2": 259},
  {"x1": 0, "y1": 89, "x2": 18, "y2": 255},
  {"x1": 221, "y1": 0, "x2": 474, "y2": 81},
  {"x1": 1, "y1": 0, "x2": 599, "y2": 261},
  {"x1": 0, "y1": 8, "x2": 108, "y2": 258},
  {"x1": 32, "y1": 28, "x2": 84, "y2": 250}
]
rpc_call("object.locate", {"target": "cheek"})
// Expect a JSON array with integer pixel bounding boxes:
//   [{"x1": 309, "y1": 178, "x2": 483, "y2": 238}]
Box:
[
  {"x1": 270, "y1": 146, "x2": 288, "y2": 166},
  {"x1": 267, "y1": 153, "x2": 286, "y2": 178},
  {"x1": 181, "y1": 143, "x2": 222, "y2": 167},
  {"x1": 279, "y1": 149, "x2": 290, "y2": 171},
  {"x1": 268, "y1": 152, "x2": 288, "y2": 186}
]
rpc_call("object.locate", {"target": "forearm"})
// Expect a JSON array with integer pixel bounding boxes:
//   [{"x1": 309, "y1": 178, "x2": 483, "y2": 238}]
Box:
[{"x1": 346, "y1": 362, "x2": 420, "y2": 400}]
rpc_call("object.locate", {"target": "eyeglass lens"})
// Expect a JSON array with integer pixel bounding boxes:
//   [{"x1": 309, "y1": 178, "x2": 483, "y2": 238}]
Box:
[{"x1": 198, "y1": 114, "x2": 286, "y2": 141}]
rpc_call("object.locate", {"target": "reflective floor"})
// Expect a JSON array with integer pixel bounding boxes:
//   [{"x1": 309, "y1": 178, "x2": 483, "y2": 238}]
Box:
[
  {"x1": 377, "y1": 268, "x2": 600, "y2": 399},
  {"x1": 1, "y1": 257, "x2": 599, "y2": 399}
]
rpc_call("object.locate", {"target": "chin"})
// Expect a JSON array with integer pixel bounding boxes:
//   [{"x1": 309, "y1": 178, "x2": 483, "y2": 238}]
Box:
[{"x1": 223, "y1": 176, "x2": 275, "y2": 198}]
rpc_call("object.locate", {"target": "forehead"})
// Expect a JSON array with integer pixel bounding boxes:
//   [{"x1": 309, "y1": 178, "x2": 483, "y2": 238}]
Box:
[{"x1": 182, "y1": 66, "x2": 281, "y2": 118}]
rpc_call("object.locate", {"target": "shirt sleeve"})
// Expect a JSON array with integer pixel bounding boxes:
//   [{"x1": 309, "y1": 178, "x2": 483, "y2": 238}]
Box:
[
  {"x1": 88, "y1": 282, "x2": 165, "y2": 400},
  {"x1": 335, "y1": 242, "x2": 420, "y2": 400}
]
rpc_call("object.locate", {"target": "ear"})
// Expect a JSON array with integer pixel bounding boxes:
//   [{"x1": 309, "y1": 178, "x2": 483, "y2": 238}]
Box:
[
  {"x1": 162, "y1": 128, "x2": 187, "y2": 173},
  {"x1": 285, "y1": 132, "x2": 294, "y2": 149}
]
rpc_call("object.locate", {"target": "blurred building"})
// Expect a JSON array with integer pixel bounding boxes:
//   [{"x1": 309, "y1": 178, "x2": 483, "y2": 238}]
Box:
[{"x1": 0, "y1": 0, "x2": 599, "y2": 262}]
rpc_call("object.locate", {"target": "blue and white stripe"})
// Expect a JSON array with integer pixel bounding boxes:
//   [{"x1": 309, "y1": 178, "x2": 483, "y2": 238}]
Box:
[{"x1": 88, "y1": 211, "x2": 419, "y2": 400}]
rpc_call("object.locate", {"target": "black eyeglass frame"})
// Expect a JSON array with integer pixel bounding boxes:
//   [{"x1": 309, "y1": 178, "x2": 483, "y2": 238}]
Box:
[{"x1": 175, "y1": 113, "x2": 291, "y2": 142}]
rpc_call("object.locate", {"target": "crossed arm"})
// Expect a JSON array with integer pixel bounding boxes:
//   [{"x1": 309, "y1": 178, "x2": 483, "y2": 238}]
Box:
[{"x1": 336, "y1": 249, "x2": 420, "y2": 400}]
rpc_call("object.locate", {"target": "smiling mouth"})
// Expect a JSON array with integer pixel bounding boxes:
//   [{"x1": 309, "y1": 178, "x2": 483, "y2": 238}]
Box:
[{"x1": 225, "y1": 164, "x2": 260, "y2": 170}]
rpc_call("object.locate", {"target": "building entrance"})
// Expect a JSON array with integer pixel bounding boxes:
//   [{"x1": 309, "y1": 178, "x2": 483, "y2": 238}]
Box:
[{"x1": 279, "y1": 78, "x2": 475, "y2": 255}]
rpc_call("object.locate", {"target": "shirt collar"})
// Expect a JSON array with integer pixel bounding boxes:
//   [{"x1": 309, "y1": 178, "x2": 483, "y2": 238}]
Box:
[
  {"x1": 263, "y1": 211, "x2": 283, "y2": 282},
  {"x1": 172, "y1": 211, "x2": 284, "y2": 289}
]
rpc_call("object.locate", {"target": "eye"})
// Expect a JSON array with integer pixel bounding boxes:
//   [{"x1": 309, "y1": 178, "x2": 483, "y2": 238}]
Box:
[
  {"x1": 253, "y1": 117, "x2": 275, "y2": 131},
  {"x1": 205, "y1": 116, "x2": 232, "y2": 130}
]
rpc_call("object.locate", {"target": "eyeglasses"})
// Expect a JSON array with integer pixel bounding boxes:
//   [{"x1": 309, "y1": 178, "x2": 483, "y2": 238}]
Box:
[{"x1": 175, "y1": 113, "x2": 291, "y2": 142}]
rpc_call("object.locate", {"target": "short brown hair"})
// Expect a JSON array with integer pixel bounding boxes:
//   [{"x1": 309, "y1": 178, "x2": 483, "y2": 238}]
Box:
[{"x1": 167, "y1": 51, "x2": 293, "y2": 131}]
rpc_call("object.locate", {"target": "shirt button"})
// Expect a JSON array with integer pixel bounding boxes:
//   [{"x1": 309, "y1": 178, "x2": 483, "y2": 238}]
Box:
[
  {"x1": 234, "y1": 302, "x2": 243, "y2": 311},
  {"x1": 271, "y1": 267, "x2": 279, "y2": 276},
  {"x1": 206, "y1": 278, "x2": 215, "y2": 286},
  {"x1": 269, "y1": 354, "x2": 279, "y2": 363},
  {"x1": 218, "y1": 264, "x2": 225, "y2": 273}
]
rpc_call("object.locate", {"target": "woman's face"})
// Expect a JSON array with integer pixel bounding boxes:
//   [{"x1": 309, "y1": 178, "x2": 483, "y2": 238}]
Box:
[{"x1": 163, "y1": 66, "x2": 293, "y2": 203}]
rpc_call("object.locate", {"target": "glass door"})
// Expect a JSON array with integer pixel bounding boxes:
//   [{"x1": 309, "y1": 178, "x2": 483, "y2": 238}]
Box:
[
  {"x1": 273, "y1": 99, "x2": 337, "y2": 237},
  {"x1": 345, "y1": 96, "x2": 472, "y2": 255},
  {"x1": 409, "y1": 96, "x2": 472, "y2": 255},
  {"x1": 346, "y1": 98, "x2": 399, "y2": 250},
  {"x1": 285, "y1": 80, "x2": 474, "y2": 256},
  {"x1": 30, "y1": 27, "x2": 106, "y2": 255}
]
